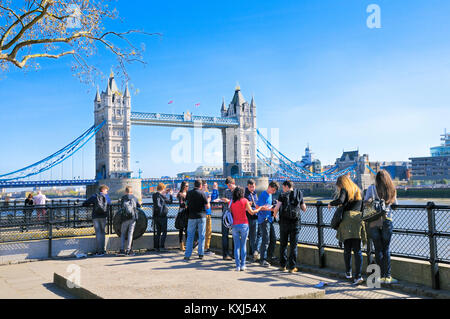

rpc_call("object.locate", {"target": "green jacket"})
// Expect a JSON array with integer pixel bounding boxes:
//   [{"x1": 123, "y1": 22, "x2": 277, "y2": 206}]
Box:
[{"x1": 336, "y1": 210, "x2": 367, "y2": 245}]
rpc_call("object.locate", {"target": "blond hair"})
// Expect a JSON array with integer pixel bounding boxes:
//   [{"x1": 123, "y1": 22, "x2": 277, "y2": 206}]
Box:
[
  {"x1": 336, "y1": 175, "x2": 362, "y2": 201},
  {"x1": 157, "y1": 183, "x2": 166, "y2": 192}
]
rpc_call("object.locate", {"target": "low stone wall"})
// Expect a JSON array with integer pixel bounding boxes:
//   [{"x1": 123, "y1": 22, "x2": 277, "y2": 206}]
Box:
[
  {"x1": 209, "y1": 233, "x2": 450, "y2": 291},
  {"x1": 0, "y1": 232, "x2": 180, "y2": 264}
]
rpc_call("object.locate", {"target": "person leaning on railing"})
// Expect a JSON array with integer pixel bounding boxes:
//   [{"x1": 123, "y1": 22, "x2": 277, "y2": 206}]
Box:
[
  {"x1": 364, "y1": 170, "x2": 398, "y2": 284},
  {"x1": 328, "y1": 175, "x2": 366, "y2": 285},
  {"x1": 82, "y1": 185, "x2": 111, "y2": 257},
  {"x1": 22, "y1": 193, "x2": 34, "y2": 232}
]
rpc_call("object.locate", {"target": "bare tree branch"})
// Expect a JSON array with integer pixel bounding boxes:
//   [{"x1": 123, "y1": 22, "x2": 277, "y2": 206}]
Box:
[{"x1": 0, "y1": 0, "x2": 161, "y2": 84}]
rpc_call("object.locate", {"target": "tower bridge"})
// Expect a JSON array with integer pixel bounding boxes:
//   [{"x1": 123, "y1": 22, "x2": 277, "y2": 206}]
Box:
[{"x1": 0, "y1": 72, "x2": 370, "y2": 197}]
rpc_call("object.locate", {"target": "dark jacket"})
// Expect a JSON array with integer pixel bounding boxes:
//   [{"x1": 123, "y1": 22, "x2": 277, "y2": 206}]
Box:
[
  {"x1": 278, "y1": 188, "x2": 304, "y2": 224},
  {"x1": 244, "y1": 187, "x2": 259, "y2": 220},
  {"x1": 329, "y1": 189, "x2": 366, "y2": 244},
  {"x1": 152, "y1": 192, "x2": 173, "y2": 218},
  {"x1": 82, "y1": 193, "x2": 111, "y2": 219},
  {"x1": 329, "y1": 189, "x2": 362, "y2": 212},
  {"x1": 186, "y1": 188, "x2": 208, "y2": 219}
]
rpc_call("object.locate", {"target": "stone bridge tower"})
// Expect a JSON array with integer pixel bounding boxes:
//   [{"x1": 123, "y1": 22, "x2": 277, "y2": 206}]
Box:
[
  {"x1": 221, "y1": 85, "x2": 258, "y2": 177},
  {"x1": 94, "y1": 71, "x2": 131, "y2": 180},
  {"x1": 90, "y1": 71, "x2": 141, "y2": 200}
]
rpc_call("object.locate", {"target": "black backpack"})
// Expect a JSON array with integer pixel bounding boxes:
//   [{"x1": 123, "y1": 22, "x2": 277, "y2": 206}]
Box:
[
  {"x1": 121, "y1": 197, "x2": 137, "y2": 221},
  {"x1": 281, "y1": 189, "x2": 302, "y2": 221},
  {"x1": 94, "y1": 194, "x2": 108, "y2": 215}
]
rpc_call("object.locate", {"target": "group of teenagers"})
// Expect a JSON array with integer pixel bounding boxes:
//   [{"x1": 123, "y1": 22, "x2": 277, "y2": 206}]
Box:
[{"x1": 84, "y1": 169, "x2": 398, "y2": 286}]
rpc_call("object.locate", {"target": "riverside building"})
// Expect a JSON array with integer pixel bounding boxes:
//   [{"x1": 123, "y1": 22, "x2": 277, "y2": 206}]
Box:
[{"x1": 409, "y1": 130, "x2": 450, "y2": 181}]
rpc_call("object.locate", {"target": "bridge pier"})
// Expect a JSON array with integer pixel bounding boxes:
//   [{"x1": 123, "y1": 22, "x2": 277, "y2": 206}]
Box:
[
  {"x1": 86, "y1": 178, "x2": 142, "y2": 202},
  {"x1": 234, "y1": 177, "x2": 268, "y2": 194}
]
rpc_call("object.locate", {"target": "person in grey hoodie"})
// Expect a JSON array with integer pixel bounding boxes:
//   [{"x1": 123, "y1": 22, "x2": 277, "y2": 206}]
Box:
[{"x1": 119, "y1": 186, "x2": 142, "y2": 256}]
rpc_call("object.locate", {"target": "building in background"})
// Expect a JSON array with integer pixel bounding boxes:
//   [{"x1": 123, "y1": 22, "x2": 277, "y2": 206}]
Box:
[
  {"x1": 409, "y1": 130, "x2": 450, "y2": 182},
  {"x1": 379, "y1": 161, "x2": 411, "y2": 181},
  {"x1": 295, "y1": 145, "x2": 322, "y2": 174},
  {"x1": 177, "y1": 165, "x2": 222, "y2": 178}
]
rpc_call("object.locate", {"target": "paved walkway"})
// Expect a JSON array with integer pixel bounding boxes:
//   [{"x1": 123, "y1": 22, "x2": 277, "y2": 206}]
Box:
[{"x1": 0, "y1": 249, "x2": 426, "y2": 299}]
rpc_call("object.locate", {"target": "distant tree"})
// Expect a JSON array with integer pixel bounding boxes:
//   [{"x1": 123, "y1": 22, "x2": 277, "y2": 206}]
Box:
[{"x1": 0, "y1": 0, "x2": 160, "y2": 83}]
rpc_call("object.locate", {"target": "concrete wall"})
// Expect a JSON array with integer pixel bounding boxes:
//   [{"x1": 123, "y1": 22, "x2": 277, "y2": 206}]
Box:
[
  {"x1": 0, "y1": 232, "x2": 179, "y2": 264},
  {"x1": 209, "y1": 233, "x2": 450, "y2": 291}
]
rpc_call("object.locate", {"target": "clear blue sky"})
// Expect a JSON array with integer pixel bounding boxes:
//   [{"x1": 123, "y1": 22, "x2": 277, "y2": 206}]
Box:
[{"x1": 1, "y1": 0, "x2": 450, "y2": 179}]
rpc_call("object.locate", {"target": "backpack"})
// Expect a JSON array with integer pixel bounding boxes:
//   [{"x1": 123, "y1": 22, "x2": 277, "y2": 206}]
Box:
[
  {"x1": 94, "y1": 194, "x2": 108, "y2": 216},
  {"x1": 281, "y1": 189, "x2": 301, "y2": 221},
  {"x1": 223, "y1": 200, "x2": 233, "y2": 230},
  {"x1": 121, "y1": 197, "x2": 137, "y2": 221}
]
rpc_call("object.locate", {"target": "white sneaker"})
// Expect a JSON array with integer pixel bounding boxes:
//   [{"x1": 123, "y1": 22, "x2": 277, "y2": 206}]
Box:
[
  {"x1": 235, "y1": 267, "x2": 241, "y2": 272},
  {"x1": 345, "y1": 272, "x2": 352, "y2": 279},
  {"x1": 353, "y1": 277, "x2": 364, "y2": 285},
  {"x1": 241, "y1": 266, "x2": 247, "y2": 271}
]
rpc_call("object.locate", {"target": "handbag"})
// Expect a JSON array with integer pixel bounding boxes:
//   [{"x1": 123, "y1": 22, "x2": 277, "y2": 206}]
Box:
[
  {"x1": 175, "y1": 208, "x2": 187, "y2": 230},
  {"x1": 330, "y1": 206, "x2": 344, "y2": 230},
  {"x1": 361, "y1": 185, "x2": 387, "y2": 222}
]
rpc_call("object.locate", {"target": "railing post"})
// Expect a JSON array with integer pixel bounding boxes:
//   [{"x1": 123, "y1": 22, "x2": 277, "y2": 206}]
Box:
[
  {"x1": 427, "y1": 201, "x2": 440, "y2": 290},
  {"x1": 48, "y1": 206, "x2": 53, "y2": 258},
  {"x1": 316, "y1": 201, "x2": 325, "y2": 268},
  {"x1": 365, "y1": 212, "x2": 374, "y2": 264}
]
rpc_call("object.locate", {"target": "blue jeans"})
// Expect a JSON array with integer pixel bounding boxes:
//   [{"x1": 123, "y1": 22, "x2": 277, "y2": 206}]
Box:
[
  {"x1": 259, "y1": 220, "x2": 275, "y2": 261},
  {"x1": 369, "y1": 219, "x2": 394, "y2": 278},
  {"x1": 185, "y1": 218, "x2": 206, "y2": 258},
  {"x1": 93, "y1": 218, "x2": 107, "y2": 254},
  {"x1": 279, "y1": 220, "x2": 300, "y2": 269},
  {"x1": 344, "y1": 238, "x2": 363, "y2": 278},
  {"x1": 248, "y1": 218, "x2": 261, "y2": 255},
  {"x1": 232, "y1": 224, "x2": 249, "y2": 268}
]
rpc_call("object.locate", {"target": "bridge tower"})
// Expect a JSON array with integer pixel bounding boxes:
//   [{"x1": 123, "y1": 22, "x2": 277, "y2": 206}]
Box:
[
  {"x1": 89, "y1": 71, "x2": 141, "y2": 200},
  {"x1": 221, "y1": 85, "x2": 258, "y2": 177},
  {"x1": 94, "y1": 71, "x2": 131, "y2": 180}
]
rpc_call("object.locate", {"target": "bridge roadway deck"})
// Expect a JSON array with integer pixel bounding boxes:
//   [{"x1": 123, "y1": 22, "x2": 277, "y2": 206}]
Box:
[{"x1": 0, "y1": 249, "x2": 426, "y2": 300}]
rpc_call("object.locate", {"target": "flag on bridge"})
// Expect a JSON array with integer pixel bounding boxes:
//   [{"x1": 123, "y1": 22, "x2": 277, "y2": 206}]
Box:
[
  {"x1": 195, "y1": 103, "x2": 200, "y2": 107},
  {"x1": 168, "y1": 100, "x2": 174, "y2": 104}
]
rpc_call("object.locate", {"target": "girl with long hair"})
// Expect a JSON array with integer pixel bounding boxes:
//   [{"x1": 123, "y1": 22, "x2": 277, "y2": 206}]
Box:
[
  {"x1": 230, "y1": 186, "x2": 268, "y2": 271},
  {"x1": 328, "y1": 175, "x2": 366, "y2": 285},
  {"x1": 364, "y1": 169, "x2": 398, "y2": 284},
  {"x1": 177, "y1": 181, "x2": 189, "y2": 251}
]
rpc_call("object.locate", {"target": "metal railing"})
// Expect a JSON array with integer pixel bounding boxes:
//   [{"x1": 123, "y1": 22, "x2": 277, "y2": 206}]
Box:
[{"x1": 0, "y1": 200, "x2": 449, "y2": 289}]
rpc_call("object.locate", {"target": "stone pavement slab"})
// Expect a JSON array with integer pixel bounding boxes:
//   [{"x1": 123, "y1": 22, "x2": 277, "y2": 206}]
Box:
[{"x1": 53, "y1": 250, "x2": 325, "y2": 299}]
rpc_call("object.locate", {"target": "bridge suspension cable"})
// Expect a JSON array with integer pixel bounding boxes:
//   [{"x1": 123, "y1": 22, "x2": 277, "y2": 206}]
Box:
[
  {"x1": 256, "y1": 129, "x2": 357, "y2": 181},
  {"x1": 0, "y1": 121, "x2": 105, "y2": 182}
]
